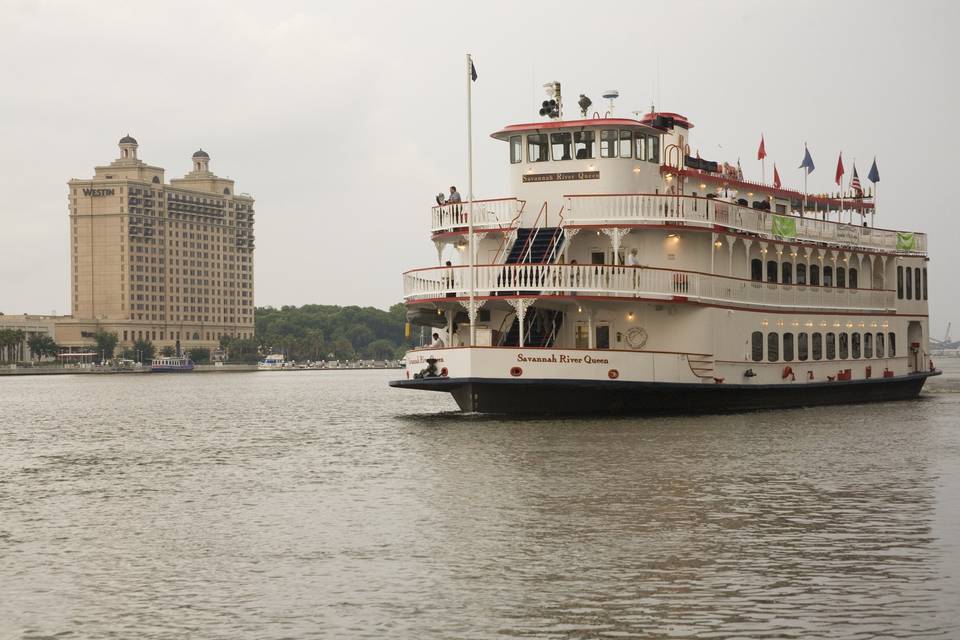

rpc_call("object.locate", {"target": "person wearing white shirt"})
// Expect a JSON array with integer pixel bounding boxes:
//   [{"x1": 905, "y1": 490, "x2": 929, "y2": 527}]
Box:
[
  {"x1": 430, "y1": 333, "x2": 445, "y2": 348},
  {"x1": 625, "y1": 247, "x2": 640, "y2": 266}
]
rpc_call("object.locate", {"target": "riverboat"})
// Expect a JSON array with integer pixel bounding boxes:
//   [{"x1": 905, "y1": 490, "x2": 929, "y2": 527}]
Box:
[
  {"x1": 390, "y1": 81, "x2": 939, "y2": 413},
  {"x1": 151, "y1": 355, "x2": 194, "y2": 372},
  {"x1": 258, "y1": 354, "x2": 288, "y2": 370}
]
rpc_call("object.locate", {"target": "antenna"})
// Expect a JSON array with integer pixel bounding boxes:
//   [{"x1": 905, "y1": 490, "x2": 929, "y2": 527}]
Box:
[{"x1": 602, "y1": 89, "x2": 619, "y2": 115}]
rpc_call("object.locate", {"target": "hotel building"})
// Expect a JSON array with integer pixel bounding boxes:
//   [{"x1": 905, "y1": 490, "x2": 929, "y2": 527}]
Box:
[{"x1": 57, "y1": 135, "x2": 255, "y2": 349}]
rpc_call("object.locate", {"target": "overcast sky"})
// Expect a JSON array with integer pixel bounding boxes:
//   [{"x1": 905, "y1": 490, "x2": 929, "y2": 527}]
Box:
[{"x1": 1, "y1": 0, "x2": 957, "y2": 336}]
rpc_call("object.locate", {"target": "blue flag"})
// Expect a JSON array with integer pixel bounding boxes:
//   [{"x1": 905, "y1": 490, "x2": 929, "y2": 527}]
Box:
[
  {"x1": 799, "y1": 146, "x2": 815, "y2": 173},
  {"x1": 868, "y1": 157, "x2": 880, "y2": 183},
  {"x1": 470, "y1": 61, "x2": 477, "y2": 82}
]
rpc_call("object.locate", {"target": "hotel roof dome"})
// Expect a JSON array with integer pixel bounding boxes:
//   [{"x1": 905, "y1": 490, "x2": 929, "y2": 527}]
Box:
[
  {"x1": 119, "y1": 134, "x2": 138, "y2": 145},
  {"x1": 192, "y1": 149, "x2": 209, "y2": 159}
]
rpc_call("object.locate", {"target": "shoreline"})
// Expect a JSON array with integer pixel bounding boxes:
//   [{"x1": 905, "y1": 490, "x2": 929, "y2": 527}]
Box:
[{"x1": 0, "y1": 364, "x2": 403, "y2": 377}]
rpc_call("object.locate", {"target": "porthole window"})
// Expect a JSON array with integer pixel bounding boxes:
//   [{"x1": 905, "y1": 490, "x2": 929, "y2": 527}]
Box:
[{"x1": 767, "y1": 332, "x2": 779, "y2": 362}]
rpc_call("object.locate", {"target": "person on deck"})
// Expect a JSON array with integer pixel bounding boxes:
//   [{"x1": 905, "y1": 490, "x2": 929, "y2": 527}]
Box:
[{"x1": 430, "y1": 333, "x2": 445, "y2": 348}]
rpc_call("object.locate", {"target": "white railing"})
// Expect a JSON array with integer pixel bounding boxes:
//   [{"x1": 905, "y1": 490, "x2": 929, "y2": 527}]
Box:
[
  {"x1": 431, "y1": 198, "x2": 524, "y2": 234},
  {"x1": 403, "y1": 263, "x2": 896, "y2": 312},
  {"x1": 565, "y1": 194, "x2": 928, "y2": 255}
]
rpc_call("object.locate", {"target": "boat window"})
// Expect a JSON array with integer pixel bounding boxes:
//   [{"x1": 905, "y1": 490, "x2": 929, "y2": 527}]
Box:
[
  {"x1": 619, "y1": 130, "x2": 633, "y2": 158},
  {"x1": 876, "y1": 332, "x2": 885, "y2": 358},
  {"x1": 648, "y1": 136, "x2": 659, "y2": 163},
  {"x1": 783, "y1": 332, "x2": 794, "y2": 361},
  {"x1": 600, "y1": 130, "x2": 618, "y2": 158},
  {"x1": 595, "y1": 325, "x2": 610, "y2": 349},
  {"x1": 551, "y1": 132, "x2": 573, "y2": 161},
  {"x1": 897, "y1": 266, "x2": 904, "y2": 299},
  {"x1": 751, "y1": 259, "x2": 763, "y2": 282},
  {"x1": 766, "y1": 260, "x2": 778, "y2": 283},
  {"x1": 796, "y1": 263, "x2": 807, "y2": 285},
  {"x1": 852, "y1": 333, "x2": 861, "y2": 358},
  {"x1": 849, "y1": 268, "x2": 858, "y2": 289},
  {"x1": 836, "y1": 267, "x2": 846, "y2": 288},
  {"x1": 782, "y1": 262, "x2": 792, "y2": 285},
  {"x1": 839, "y1": 332, "x2": 849, "y2": 359},
  {"x1": 574, "y1": 131, "x2": 595, "y2": 159},
  {"x1": 923, "y1": 267, "x2": 928, "y2": 300},
  {"x1": 823, "y1": 266, "x2": 833, "y2": 287},
  {"x1": 810, "y1": 264, "x2": 820, "y2": 286},
  {"x1": 798, "y1": 333, "x2": 809, "y2": 361},
  {"x1": 915, "y1": 268, "x2": 921, "y2": 302},
  {"x1": 751, "y1": 331, "x2": 763, "y2": 362},
  {"x1": 905, "y1": 266, "x2": 913, "y2": 299},
  {"x1": 527, "y1": 134, "x2": 548, "y2": 162},
  {"x1": 591, "y1": 251, "x2": 605, "y2": 265},
  {"x1": 888, "y1": 332, "x2": 896, "y2": 357},
  {"x1": 635, "y1": 133, "x2": 647, "y2": 160},
  {"x1": 864, "y1": 332, "x2": 873, "y2": 358},
  {"x1": 826, "y1": 332, "x2": 836, "y2": 359},
  {"x1": 575, "y1": 323, "x2": 589, "y2": 349},
  {"x1": 510, "y1": 136, "x2": 522, "y2": 164},
  {"x1": 767, "y1": 332, "x2": 779, "y2": 362},
  {"x1": 812, "y1": 333, "x2": 822, "y2": 360}
]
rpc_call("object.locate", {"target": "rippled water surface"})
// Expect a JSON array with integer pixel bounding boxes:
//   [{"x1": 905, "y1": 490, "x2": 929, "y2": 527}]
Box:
[{"x1": 2, "y1": 362, "x2": 960, "y2": 639}]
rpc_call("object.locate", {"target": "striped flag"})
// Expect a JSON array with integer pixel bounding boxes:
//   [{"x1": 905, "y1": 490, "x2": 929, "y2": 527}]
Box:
[{"x1": 850, "y1": 164, "x2": 863, "y2": 196}]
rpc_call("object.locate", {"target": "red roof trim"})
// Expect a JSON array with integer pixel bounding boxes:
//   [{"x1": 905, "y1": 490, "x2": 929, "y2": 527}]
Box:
[{"x1": 491, "y1": 118, "x2": 660, "y2": 139}]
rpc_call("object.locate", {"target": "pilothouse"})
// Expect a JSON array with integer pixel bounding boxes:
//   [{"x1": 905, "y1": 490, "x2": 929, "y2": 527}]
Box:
[{"x1": 390, "y1": 79, "x2": 939, "y2": 414}]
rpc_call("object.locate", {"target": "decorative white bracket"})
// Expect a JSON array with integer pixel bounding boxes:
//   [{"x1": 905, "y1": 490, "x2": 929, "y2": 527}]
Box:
[
  {"x1": 601, "y1": 227, "x2": 631, "y2": 264},
  {"x1": 506, "y1": 297, "x2": 536, "y2": 346}
]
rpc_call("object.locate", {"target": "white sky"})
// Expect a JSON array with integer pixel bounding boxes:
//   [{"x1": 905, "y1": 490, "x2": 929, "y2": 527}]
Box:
[{"x1": 1, "y1": 0, "x2": 957, "y2": 337}]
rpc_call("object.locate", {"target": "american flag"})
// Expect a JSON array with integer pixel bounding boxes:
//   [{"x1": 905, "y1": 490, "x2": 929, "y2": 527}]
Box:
[{"x1": 850, "y1": 165, "x2": 863, "y2": 196}]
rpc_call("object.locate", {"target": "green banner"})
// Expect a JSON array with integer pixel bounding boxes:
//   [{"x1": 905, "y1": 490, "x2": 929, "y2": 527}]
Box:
[
  {"x1": 896, "y1": 232, "x2": 915, "y2": 251},
  {"x1": 771, "y1": 215, "x2": 797, "y2": 238}
]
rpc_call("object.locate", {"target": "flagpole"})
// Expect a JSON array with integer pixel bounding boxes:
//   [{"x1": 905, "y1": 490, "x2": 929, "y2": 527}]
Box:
[{"x1": 466, "y1": 53, "x2": 476, "y2": 346}]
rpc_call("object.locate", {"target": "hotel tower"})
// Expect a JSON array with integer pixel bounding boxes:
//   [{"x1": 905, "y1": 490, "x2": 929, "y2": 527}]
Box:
[{"x1": 59, "y1": 135, "x2": 255, "y2": 350}]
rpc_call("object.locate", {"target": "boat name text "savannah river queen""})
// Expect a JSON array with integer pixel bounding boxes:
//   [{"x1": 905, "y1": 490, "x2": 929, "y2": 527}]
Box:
[{"x1": 516, "y1": 353, "x2": 610, "y2": 364}]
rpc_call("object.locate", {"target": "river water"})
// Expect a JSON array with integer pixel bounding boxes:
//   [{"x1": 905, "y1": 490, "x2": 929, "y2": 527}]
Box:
[{"x1": 1, "y1": 361, "x2": 959, "y2": 639}]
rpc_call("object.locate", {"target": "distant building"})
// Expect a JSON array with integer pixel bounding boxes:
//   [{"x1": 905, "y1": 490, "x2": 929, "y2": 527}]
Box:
[
  {"x1": 0, "y1": 314, "x2": 59, "y2": 361},
  {"x1": 58, "y1": 136, "x2": 255, "y2": 349}
]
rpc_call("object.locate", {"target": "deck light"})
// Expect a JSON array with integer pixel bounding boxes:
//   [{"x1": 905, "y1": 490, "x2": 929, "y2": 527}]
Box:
[
  {"x1": 628, "y1": 311, "x2": 634, "y2": 320},
  {"x1": 700, "y1": 183, "x2": 706, "y2": 189},
  {"x1": 714, "y1": 240, "x2": 723, "y2": 248},
  {"x1": 667, "y1": 233, "x2": 678, "y2": 239}
]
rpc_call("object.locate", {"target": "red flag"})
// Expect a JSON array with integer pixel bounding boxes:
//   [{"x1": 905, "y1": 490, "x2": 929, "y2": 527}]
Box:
[
  {"x1": 757, "y1": 135, "x2": 766, "y2": 160},
  {"x1": 835, "y1": 152, "x2": 845, "y2": 186},
  {"x1": 773, "y1": 164, "x2": 781, "y2": 189}
]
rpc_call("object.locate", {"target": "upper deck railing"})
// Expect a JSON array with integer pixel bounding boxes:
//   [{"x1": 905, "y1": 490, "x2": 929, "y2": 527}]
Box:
[
  {"x1": 431, "y1": 198, "x2": 524, "y2": 234},
  {"x1": 403, "y1": 263, "x2": 896, "y2": 312},
  {"x1": 565, "y1": 194, "x2": 927, "y2": 255}
]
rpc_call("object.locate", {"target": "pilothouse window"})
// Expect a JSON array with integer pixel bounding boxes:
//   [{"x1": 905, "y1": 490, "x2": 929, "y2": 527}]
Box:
[
  {"x1": 574, "y1": 131, "x2": 595, "y2": 159},
  {"x1": 527, "y1": 134, "x2": 548, "y2": 162},
  {"x1": 635, "y1": 133, "x2": 647, "y2": 160},
  {"x1": 600, "y1": 130, "x2": 618, "y2": 158},
  {"x1": 619, "y1": 130, "x2": 633, "y2": 158},
  {"x1": 551, "y1": 132, "x2": 572, "y2": 161},
  {"x1": 510, "y1": 136, "x2": 522, "y2": 164}
]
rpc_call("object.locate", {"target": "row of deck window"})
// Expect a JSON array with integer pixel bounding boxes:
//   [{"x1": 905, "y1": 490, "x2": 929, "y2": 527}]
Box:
[
  {"x1": 896, "y1": 266, "x2": 928, "y2": 300},
  {"x1": 751, "y1": 331, "x2": 896, "y2": 362},
  {"x1": 750, "y1": 260, "x2": 859, "y2": 287},
  {"x1": 509, "y1": 131, "x2": 660, "y2": 164}
]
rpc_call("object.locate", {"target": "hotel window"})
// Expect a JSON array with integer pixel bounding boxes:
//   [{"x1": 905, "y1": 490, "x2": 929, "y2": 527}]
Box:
[
  {"x1": 798, "y1": 333, "x2": 809, "y2": 361},
  {"x1": 888, "y1": 332, "x2": 896, "y2": 357},
  {"x1": 914, "y1": 268, "x2": 921, "y2": 302},
  {"x1": 836, "y1": 267, "x2": 846, "y2": 288},
  {"x1": 781, "y1": 262, "x2": 792, "y2": 285},
  {"x1": 864, "y1": 332, "x2": 873, "y2": 358},
  {"x1": 574, "y1": 131, "x2": 594, "y2": 159},
  {"x1": 600, "y1": 130, "x2": 618, "y2": 157},
  {"x1": 619, "y1": 130, "x2": 633, "y2": 158},
  {"x1": 876, "y1": 332, "x2": 885, "y2": 358},
  {"x1": 852, "y1": 333, "x2": 861, "y2": 359},
  {"x1": 897, "y1": 266, "x2": 904, "y2": 299},
  {"x1": 849, "y1": 268, "x2": 858, "y2": 289},
  {"x1": 783, "y1": 332, "x2": 794, "y2": 361},
  {"x1": 809, "y1": 264, "x2": 822, "y2": 286},
  {"x1": 509, "y1": 136, "x2": 522, "y2": 164},
  {"x1": 551, "y1": 132, "x2": 573, "y2": 160},
  {"x1": 751, "y1": 331, "x2": 763, "y2": 362},
  {"x1": 796, "y1": 263, "x2": 807, "y2": 285},
  {"x1": 766, "y1": 260, "x2": 778, "y2": 283},
  {"x1": 823, "y1": 265, "x2": 833, "y2": 287},
  {"x1": 767, "y1": 332, "x2": 779, "y2": 362},
  {"x1": 527, "y1": 134, "x2": 548, "y2": 162},
  {"x1": 839, "y1": 332, "x2": 849, "y2": 359},
  {"x1": 635, "y1": 133, "x2": 647, "y2": 160},
  {"x1": 905, "y1": 267, "x2": 913, "y2": 299},
  {"x1": 923, "y1": 267, "x2": 928, "y2": 300},
  {"x1": 826, "y1": 332, "x2": 836, "y2": 359}
]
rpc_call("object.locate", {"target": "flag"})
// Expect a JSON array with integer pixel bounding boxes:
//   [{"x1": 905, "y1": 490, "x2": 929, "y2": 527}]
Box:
[
  {"x1": 470, "y1": 60, "x2": 477, "y2": 82},
  {"x1": 757, "y1": 135, "x2": 766, "y2": 160},
  {"x1": 868, "y1": 157, "x2": 880, "y2": 183},
  {"x1": 799, "y1": 145, "x2": 815, "y2": 173},
  {"x1": 850, "y1": 164, "x2": 863, "y2": 196},
  {"x1": 773, "y1": 164, "x2": 782, "y2": 189},
  {"x1": 834, "y1": 152, "x2": 844, "y2": 186}
]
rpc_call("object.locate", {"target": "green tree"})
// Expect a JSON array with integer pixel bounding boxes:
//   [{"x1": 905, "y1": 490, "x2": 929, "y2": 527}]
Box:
[
  {"x1": 190, "y1": 347, "x2": 211, "y2": 364},
  {"x1": 365, "y1": 339, "x2": 396, "y2": 360},
  {"x1": 27, "y1": 334, "x2": 59, "y2": 360},
  {"x1": 132, "y1": 339, "x2": 155, "y2": 363},
  {"x1": 331, "y1": 337, "x2": 355, "y2": 361},
  {"x1": 93, "y1": 331, "x2": 119, "y2": 362},
  {"x1": 160, "y1": 345, "x2": 176, "y2": 357},
  {"x1": 0, "y1": 329, "x2": 26, "y2": 363}
]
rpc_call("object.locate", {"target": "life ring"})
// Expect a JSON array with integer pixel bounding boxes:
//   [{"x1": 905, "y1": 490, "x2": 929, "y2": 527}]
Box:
[
  {"x1": 440, "y1": 367, "x2": 448, "y2": 377},
  {"x1": 510, "y1": 366, "x2": 523, "y2": 377},
  {"x1": 625, "y1": 327, "x2": 648, "y2": 350},
  {"x1": 608, "y1": 369, "x2": 619, "y2": 379},
  {"x1": 782, "y1": 365, "x2": 795, "y2": 381}
]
